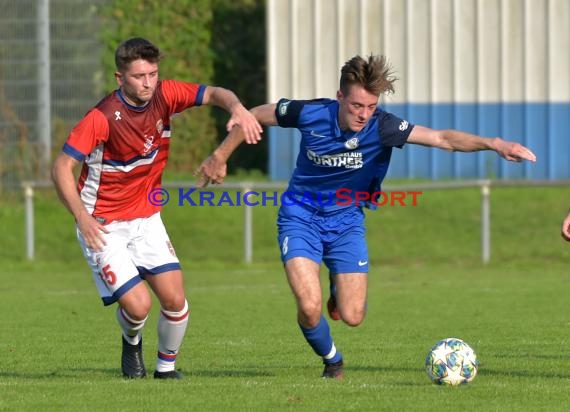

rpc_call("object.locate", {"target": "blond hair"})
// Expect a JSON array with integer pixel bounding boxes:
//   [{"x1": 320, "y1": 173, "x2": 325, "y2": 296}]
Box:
[{"x1": 339, "y1": 55, "x2": 397, "y2": 96}]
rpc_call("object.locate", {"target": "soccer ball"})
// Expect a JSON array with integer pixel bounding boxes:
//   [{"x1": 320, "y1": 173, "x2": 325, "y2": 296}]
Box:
[{"x1": 425, "y1": 337, "x2": 478, "y2": 386}]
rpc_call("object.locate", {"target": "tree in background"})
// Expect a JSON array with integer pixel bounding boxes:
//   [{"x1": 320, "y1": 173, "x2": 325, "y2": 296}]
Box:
[
  {"x1": 211, "y1": 0, "x2": 267, "y2": 175},
  {"x1": 99, "y1": 0, "x2": 266, "y2": 175}
]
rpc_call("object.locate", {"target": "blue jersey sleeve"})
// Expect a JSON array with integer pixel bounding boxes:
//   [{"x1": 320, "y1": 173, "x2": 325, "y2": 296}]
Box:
[
  {"x1": 275, "y1": 98, "x2": 304, "y2": 128},
  {"x1": 274, "y1": 98, "x2": 335, "y2": 128},
  {"x1": 378, "y1": 111, "x2": 414, "y2": 148}
]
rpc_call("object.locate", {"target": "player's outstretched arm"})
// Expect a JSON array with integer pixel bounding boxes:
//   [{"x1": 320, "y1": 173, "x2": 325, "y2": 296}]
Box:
[
  {"x1": 407, "y1": 125, "x2": 537, "y2": 162},
  {"x1": 194, "y1": 126, "x2": 241, "y2": 187},
  {"x1": 202, "y1": 86, "x2": 263, "y2": 143},
  {"x1": 561, "y1": 211, "x2": 570, "y2": 241},
  {"x1": 195, "y1": 104, "x2": 278, "y2": 187}
]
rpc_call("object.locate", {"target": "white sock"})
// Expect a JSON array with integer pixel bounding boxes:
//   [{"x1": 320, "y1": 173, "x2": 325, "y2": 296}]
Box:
[
  {"x1": 156, "y1": 299, "x2": 189, "y2": 372},
  {"x1": 116, "y1": 306, "x2": 147, "y2": 345}
]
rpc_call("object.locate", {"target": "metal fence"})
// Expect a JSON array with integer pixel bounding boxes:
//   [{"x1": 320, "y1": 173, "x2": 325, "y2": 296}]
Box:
[
  {"x1": 21, "y1": 179, "x2": 570, "y2": 263},
  {"x1": 0, "y1": 0, "x2": 107, "y2": 189}
]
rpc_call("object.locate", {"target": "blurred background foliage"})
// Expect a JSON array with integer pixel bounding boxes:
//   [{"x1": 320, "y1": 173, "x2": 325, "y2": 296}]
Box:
[{"x1": 98, "y1": 0, "x2": 267, "y2": 175}]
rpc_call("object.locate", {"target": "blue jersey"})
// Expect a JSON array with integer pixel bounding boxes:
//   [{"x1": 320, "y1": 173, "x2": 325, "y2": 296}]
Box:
[{"x1": 275, "y1": 98, "x2": 414, "y2": 211}]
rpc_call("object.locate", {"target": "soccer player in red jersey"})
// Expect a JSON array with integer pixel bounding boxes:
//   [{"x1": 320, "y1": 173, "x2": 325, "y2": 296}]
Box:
[{"x1": 52, "y1": 37, "x2": 262, "y2": 379}]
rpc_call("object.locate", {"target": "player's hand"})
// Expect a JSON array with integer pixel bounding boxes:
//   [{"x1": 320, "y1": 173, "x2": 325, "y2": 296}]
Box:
[
  {"x1": 561, "y1": 213, "x2": 570, "y2": 241},
  {"x1": 76, "y1": 213, "x2": 108, "y2": 252},
  {"x1": 226, "y1": 104, "x2": 263, "y2": 144},
  {"x1": 494, "y1": 139, "x2": 537, "y2": 162},
  {"x1": 195, "y1": 154, "x2": 227, "y2": 187}
]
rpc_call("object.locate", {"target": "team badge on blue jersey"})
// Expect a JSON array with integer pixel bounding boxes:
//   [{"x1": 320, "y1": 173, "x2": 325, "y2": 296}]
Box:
[
  {"x1": 278, "y1": 100, "x2": 291, "y2": 116},
  {"x1": 344, "y1": 137, "x2": 360, "y2": 150}
]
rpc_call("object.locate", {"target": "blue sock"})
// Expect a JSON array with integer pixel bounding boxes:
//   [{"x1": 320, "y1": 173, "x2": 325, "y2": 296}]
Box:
[{"x1": 299, "y1": 315, "x2": 343, "y2": 364}]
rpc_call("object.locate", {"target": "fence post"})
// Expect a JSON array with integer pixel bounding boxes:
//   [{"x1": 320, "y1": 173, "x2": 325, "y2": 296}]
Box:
[
  {"x1": 243, "y1": 184, "x2": 253, "y2": 263},
  {"x1": 38, "y1": 0, "x2": 51, "y2": 173},
  {"x1": 481, "y1": 180, "x2": 491, "y2": 264},
  {"x1": 23, "y1": 181, "x2": 35, "y2": 260}
]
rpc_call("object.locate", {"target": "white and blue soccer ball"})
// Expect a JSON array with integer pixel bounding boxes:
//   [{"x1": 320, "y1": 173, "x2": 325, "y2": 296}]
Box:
[{"x1": 425, "y1": 337, "x2": 478, "y2": 386}]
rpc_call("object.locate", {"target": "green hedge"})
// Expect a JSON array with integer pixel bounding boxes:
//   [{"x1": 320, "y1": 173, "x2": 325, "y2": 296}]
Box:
[{"x1": 98, "y1": 0, "x2": 267, "y2": 174}]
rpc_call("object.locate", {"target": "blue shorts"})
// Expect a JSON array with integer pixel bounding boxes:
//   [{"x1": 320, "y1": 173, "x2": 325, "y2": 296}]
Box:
[{"x1": 277, "y1": 203, "x2": 369, "y2": 274}]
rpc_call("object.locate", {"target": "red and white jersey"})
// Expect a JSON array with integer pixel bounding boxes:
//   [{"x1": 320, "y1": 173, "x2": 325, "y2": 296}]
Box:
[{"x1": 63, "y1": 80, "x2": 205, "y2": 223}]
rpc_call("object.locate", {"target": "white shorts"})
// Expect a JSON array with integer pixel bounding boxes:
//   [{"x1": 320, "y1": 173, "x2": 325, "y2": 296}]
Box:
[{"x1": 78, "y1": 212, "x2": 181, "y2": 306}]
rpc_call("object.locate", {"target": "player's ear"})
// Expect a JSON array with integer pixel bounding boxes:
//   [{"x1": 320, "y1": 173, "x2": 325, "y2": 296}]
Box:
[
  {"x1": 336, "y1": 90, "x2": 344, "y2": 100},
  {"x1": 115, "y1": 71, "x2": 123, "y2": 86}
]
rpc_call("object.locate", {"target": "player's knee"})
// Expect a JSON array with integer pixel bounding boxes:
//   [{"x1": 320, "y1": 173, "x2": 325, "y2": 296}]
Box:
[
  {"x1": 342, "y1": 316, "x2": 364, "y2": 327},
  {"x1": 298, "y1": 300, "x2": 322, "y2": 327},
  {"x1": 341, "y1": 307, "x2": 366, "y2": 327},
  {"x1": 159, "y1": 293, "x2": 187, "y2": 312},
  {"x1": 119, "y1": 284, "x2": 152, "y2": 319},
  {"x1": 122, "y1": 304, "x2": 151, "y2": 323},
  {"x1": 120, "y1": 299, "x2": 151, "y2": 321}
]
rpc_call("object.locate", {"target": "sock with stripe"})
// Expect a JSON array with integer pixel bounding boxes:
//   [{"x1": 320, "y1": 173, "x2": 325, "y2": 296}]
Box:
[
  {"x1": 299, "y1": 315, "x2": 343, "y2": 364},
  {"x1": 116, "y1": 306, "x2": 147, "y2": 345},
  {"x1": 156, "y1": 299, "x2": 190, "y2": 372}
]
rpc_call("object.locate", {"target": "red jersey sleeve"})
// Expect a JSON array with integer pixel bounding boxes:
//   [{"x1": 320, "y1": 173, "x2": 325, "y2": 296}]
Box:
[
  {"x1": 160, "y1": 79, "x2": 206, "y2": 114},
  {"x1": 62, "y1": 109, "x2": 109, "y2": 161}
]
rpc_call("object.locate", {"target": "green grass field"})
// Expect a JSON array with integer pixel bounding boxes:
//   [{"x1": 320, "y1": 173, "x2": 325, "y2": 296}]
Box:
[{"x1": 1, "y1": 185, "x2": 569, "y2": 411}]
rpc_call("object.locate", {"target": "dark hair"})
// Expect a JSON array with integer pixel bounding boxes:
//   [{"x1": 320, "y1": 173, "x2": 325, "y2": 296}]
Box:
[
  {"x1": 339, "y1": 55, "x2": 397, "y2": 96},
  {"x1": 114, "y1": 37, "x2": 162, "y2": 71}
]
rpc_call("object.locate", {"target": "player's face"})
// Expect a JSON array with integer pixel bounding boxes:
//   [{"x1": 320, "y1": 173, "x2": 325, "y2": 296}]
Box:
[
  {"x1": 115, "y1": 59, "x2": 159, "y2": 107},
  {"x1": 337, "y1": 85, "x2": 379, "y2": 132}
]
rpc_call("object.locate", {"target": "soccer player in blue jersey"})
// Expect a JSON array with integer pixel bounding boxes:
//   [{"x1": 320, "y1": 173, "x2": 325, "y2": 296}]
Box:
[{"x1": 198, "y1": 55, "x2": 537, "y2": 379}]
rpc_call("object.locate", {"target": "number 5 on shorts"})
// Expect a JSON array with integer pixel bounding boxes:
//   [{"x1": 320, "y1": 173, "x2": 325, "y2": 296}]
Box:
[{"x1": 100, "y1": 264, "x2": 117, "y2": 286}]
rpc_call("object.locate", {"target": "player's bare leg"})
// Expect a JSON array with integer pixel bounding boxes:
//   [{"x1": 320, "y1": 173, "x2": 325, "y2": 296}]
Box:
[
  {"x1": 333, "y1": 273, "x2": 367, "y2": 326},
  {"x1": 285, "y1": 257, "x2": 344, "y2": 379},
  {"x1": 146, "y1": 269, "x2": 189, "y2": 379},
  {"x1": 285, "y1": 257, "x2": 322, "y2": 327}
]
